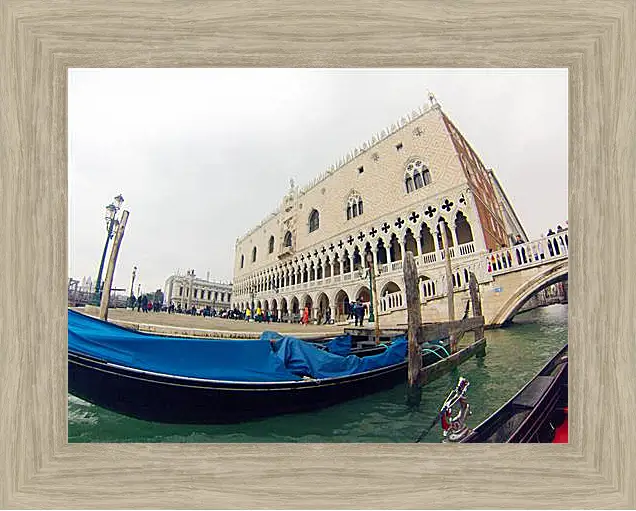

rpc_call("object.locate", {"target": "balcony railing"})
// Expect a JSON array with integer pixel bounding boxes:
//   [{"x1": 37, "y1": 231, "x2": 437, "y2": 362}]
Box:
[
  {"x1": 421, "y1": 252, "x2": 437, "y2": 264},
  {"x1": 380, "y1": 291, "x2": 404, "y2": 312},
  {"x1": 457, "y1": 241, "x2": 475, "y2": 256},
  {"x1": 391, "y1": 261, "x2": 403, "y2": 272},
  {"x1": 238, "y1": 238, "x2": 515, "y2": 302}
]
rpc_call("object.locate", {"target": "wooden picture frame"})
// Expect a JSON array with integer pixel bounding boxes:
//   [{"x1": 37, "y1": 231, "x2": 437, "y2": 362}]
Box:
[{"x1": 1, "y1": 1, "x2": 634, "y2": 508}]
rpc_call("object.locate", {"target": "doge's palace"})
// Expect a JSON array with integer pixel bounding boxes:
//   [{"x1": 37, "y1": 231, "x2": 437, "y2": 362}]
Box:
[{"x1": 232, "y1": 95, "x2": 525, "y2": 324}]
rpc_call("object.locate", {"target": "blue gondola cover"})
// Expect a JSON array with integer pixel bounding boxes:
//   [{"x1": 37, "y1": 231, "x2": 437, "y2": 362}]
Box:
[
  {"x1": 69, "y1": 310, "x2": 407, "y2": 383},
  {"x1": 324, "y1": 335, "x2": 352, "y2": 356}
]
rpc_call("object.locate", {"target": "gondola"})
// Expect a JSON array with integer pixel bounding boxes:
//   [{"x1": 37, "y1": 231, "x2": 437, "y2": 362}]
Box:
[
  {"x1": 68, "y1": 310, "x2": 449, "y2": 424},
  {"x1": 460, "y1": 344, "x2": 568, "y2": 443}
]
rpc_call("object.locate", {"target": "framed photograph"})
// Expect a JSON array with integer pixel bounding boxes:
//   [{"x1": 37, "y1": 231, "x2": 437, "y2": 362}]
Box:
[
  {"x1": 1, "y1": 1, "x2": 634, "y2": 508},
  {"x1": 66, "y1": 68, "x2": 568, "y2": 443}
]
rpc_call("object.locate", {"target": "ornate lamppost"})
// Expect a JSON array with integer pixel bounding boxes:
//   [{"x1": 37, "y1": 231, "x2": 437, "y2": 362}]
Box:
[
  {"x1": 129, "y1": 266, "x2": 137, "y2": 308},
  {"x1": 93, "y1": 194, "x2": 124, "y2": 304}
]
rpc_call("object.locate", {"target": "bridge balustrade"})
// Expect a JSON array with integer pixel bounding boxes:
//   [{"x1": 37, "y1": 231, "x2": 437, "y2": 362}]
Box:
[{"x1": 488, "y1": 229, "x2": 568, "y2": 276}]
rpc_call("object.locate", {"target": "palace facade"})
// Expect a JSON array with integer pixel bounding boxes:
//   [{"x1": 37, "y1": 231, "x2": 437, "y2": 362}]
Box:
[
  {"x1": 232, "y1": 96, "x2": 525, "y2": 324},
  {"x1": 164, "y1": 271, "x2": 232, "y2": 311}
]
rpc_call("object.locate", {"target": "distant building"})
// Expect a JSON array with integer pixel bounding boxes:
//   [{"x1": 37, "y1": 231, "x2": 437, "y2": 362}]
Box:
[
  {"x1": 68, "y1": 276, "x2": 95, "y2": 306},
  {"x1": 164, "y1": 270, "x2": 232, "y2": 310},
  {"x1": 232, "y1": 94, "x2": 522, "y2": 324}
]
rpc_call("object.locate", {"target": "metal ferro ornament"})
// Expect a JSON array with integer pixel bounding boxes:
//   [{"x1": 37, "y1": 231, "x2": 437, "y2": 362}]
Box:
[{"x1": 440, "y1": 377, "x2": 472, "y2": 442}]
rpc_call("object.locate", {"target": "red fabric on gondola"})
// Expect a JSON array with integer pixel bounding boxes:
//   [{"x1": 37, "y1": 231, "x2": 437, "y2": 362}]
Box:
[{"x1": 552, "y1": 408, "x2": 568, "y2": 443}]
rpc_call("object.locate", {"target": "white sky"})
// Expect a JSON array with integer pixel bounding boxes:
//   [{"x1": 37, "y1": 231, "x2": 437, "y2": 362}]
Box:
[{"x1": 68, "y1": 68, "x2": 568, "y2": 294}]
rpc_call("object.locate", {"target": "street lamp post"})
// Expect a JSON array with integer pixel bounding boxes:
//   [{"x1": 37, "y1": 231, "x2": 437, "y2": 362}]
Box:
[
  {"x1": 94, "y1": 194, "x2": 124, "y2": 304},
  {"x1": 129, "y1": 266, "x2": 137, "y2": 308}
]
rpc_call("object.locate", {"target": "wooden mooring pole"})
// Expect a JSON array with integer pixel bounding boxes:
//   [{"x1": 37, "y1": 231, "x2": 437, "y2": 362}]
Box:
[
  {"x1": 403, "y1": 251, "x2": 422, "y2": 406},
  {"x1": 439, "y1": 219, "x2": 456, "y2": 352},
  {"x1": 99, "y1": 210, "x2": 129, "y2": 321},
  {"x1": 469, "y1": 272, "x2": 485, "y2": 342}
]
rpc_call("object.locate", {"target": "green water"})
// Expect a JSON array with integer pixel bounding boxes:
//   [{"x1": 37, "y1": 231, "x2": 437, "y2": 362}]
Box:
[{"x1": 68, "y1": 304, "x2": 567, "y2": 443}]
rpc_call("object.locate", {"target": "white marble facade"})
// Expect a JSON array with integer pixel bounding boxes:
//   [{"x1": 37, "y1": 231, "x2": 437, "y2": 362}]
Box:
[{"x1": 232, "y1": 97, "x2": 514, "y2": 324}]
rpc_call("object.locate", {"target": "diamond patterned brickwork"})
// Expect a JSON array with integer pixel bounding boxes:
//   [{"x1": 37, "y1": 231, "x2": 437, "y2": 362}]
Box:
[{"x1": 234, "y1": 106, "x2": 469, "y2": 279}]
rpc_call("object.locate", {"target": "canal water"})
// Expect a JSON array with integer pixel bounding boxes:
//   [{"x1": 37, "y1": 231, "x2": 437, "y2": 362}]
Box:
[{"x1": 68, "y1": 304, "x2": 567, "y2": 443}]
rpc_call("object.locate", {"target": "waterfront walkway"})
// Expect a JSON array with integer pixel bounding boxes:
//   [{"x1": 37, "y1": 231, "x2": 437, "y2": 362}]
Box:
[{"x1": 73, "y1": 307, "x2": 346, "y2": 339}]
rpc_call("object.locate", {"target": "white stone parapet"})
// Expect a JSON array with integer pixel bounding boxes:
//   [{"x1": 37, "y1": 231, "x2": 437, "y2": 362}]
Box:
[{"x1": 487, "y1": 229, "x2": 568, "y2": 276}]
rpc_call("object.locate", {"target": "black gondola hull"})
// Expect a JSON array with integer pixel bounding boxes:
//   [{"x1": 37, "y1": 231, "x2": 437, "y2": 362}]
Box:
[
  {"x1": 461, "y1": 344, "x2": 568, "y2": 443},
  {"x1": 68, "y1": 351, "x2": 409, "y2": 424}
]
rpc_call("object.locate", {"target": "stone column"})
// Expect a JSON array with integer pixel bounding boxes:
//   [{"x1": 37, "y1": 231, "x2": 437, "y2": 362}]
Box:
[
  {"x1": 167, "y1": 278, "x2": 174, "y2": 305},
  {"x1": 450, "y1": 222, "x2": 459, "y2": 248},
  {"x1": 372, "y1": 247, "x2": 379, "y2": 269},
  {"x1": 433, "y1": 225, "x2": 442, "y2": 255},
  {"x1": 416, "y1": 230, "x2": 425, "y2": 256},
  {"x1": 187, "y1": 273, "x2": 194, "y2": 309}
]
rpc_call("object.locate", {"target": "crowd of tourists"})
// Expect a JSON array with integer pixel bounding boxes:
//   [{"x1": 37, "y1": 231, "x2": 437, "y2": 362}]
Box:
[
  {"x1": 130, "y1": 295, "x2": 162, "y2": 313},
  {"x1": 127, "y1": 297, "x2": 375, "y2": 327},
  {"x1": 344, "y1": 299, "x2": 368, "y2": 327},
  {"x1": 128, "y1": 296, "x2": 239, "y2": 319}
]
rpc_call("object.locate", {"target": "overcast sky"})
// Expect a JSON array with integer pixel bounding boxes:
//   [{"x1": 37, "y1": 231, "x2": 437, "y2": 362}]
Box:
[{"x1": 68, "y1": 68, "x2": 568, "y2": 294}]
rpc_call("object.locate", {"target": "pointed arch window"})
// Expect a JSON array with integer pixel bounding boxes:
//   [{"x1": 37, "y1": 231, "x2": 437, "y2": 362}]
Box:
[
  {"x1": 283, "y1": 231, "x2": 292, "y2": 248},
  {"x1": 346, "y1": 192, "x2": 364, "y2": 220},
  {"x1": 422, "y1": 167, "x2": 432, "y2": 185},
  {"x1": 405, "y1": 159, "x2": 432, "y2": 193},
  {"x1": 268, "y1": 236, "x2": 275, "y2": 254},
  {"x1": 240, "y1": 254, "x2": 244, "y2": 269},
  {"x1": 309, "y1": 209, "x2": 320, "y2": 233},
  {"x1": 252, "y1": 246, "x2": 257, "y2": 262}
]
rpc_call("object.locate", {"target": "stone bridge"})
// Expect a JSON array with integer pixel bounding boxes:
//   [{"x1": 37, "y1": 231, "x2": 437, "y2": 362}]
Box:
[{"x1": 378, "y1": 229, "x2": 569, "y2": 327}]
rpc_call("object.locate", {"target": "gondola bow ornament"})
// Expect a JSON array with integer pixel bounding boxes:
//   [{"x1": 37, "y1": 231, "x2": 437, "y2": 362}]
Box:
[{"x1": 440, "y1": 377, "x2": 472, "y2": 442}]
